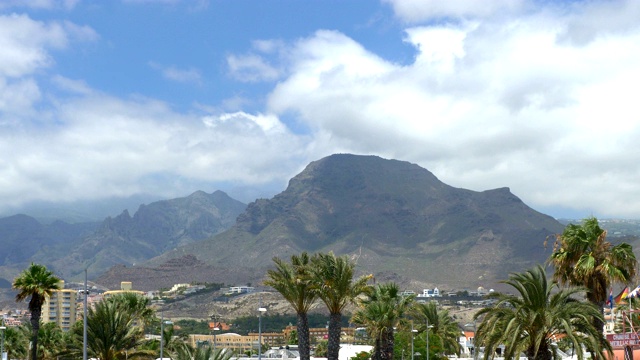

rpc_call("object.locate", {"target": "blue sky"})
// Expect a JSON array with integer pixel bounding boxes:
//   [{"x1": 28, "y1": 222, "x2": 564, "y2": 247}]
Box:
[{"x1": 1, "y1": 0, "x2": 640, "y2": 220}]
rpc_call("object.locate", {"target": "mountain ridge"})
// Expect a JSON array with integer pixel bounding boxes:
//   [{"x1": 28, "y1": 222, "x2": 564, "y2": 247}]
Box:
[
  {"x1": 0, "y1": 190, "x2": 246, "y2": 285},
  {"x1": 134, "y1": 154, "x2": 562, "y2": 290}
]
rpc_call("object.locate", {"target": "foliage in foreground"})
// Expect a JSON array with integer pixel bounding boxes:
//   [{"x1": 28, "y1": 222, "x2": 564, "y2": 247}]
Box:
[
  {"x1": 474, "y1": 265, "x2": 612, "y2": 360},
  {"x1": 548, "y1": 217, "x2": 637, "y2": 333}
]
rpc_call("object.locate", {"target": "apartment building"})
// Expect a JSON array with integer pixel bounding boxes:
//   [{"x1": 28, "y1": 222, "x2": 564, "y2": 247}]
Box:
[{"x1": 42, "y1": 280, "x2": 77, "y2": 332}]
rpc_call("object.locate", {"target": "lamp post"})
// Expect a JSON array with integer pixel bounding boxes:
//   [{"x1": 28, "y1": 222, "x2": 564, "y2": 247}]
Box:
[
  {"x1": 425, "y1": 320, "x2": 434, "y2": 360},
  {"x1": 0, "y1": 324, "x2": 6, "y2": 360},
  {"x1": 213, "y1": 327, "x2": 220, "y2": 351},
  {"x1": 83, "y1": 269, "x2": 88, "y2": 360},
  {"x1": 160, "y1": 313, "x2": 173, "y2": 360},
  {"x1": 258, "y1": 305, "x2": 267, "y2": 360},
  {"x1": 160, "y1": 312, "x2": 164, "y2": 360},
  {"x1": 411, "y1": 323, "x2": 418, "y2": 360},
  {"x1": 210, "y1": 314, "x2": 220, "y2": 352},
  {"x1": 473, "y1": 320, "x2": 478, "y2": 360}
]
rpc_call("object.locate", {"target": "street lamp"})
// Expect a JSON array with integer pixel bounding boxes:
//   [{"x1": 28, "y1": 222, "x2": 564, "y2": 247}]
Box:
[
  {"x1": 411, "y1": 323, "x2": 418, "y2": 360},
  {"x1": 258, "y1": 305, "x2": 267, "y2": 360},
  {"x1": 0, "y1": 325, "x2": 6, "y2": 360},
  {"x1": 213, "y1": 327, "x2": 220, "y2": 351},
  {"x1": 83, "y1": 269, "x2": 88, "y2": 360},
  {"x1": 425, "y1": 320, "x2": 434, "y2": 360},
  {"x1": 210, "y1": 314, "x2": 220, "y2": 352},
  {"x1": 160, "y1": 313, "x2": 173, "y2": 360}
]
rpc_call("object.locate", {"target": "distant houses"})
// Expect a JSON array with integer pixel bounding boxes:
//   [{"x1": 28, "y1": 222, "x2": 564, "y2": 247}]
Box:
[{"x1": 403, "y1": 286, "x2": 495, "y2": 306}]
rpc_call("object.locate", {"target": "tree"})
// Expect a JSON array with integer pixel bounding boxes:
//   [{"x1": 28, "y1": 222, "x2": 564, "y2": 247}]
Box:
[
  {"x1": 264, "y1": 252, "x2": 317, "y2": 360},
  {"x1": 173, "y1": 345, "x2": 234, "y2": 360},
  {"x1": 548, "y1": 217, "x2": 637, "y2": 333},
  {"x1": 287, "y1": 329, "x2": 298, "y2": 345},
  {"x1": 4, "y1": 325, "x2": 29, "y2": 360},
  {"x1": 351, "y1": 282, "x2": 414, "y2": 360},
  {"x1": 35, "y1": 322, "x2": 65, "y2": 360},
  {"x1": 13, "y1": 263, "x2": 61, "y2": 360},
  {"x1": 410, "y1": 302, "x2": 462, "y2": 357},
  {"x1": 310, "y1": 252, "x2": 372, "y2": 360},
  {"x1": 142, "y1": 320, "x2": 188, "y2": 359},
  {"x1": 68, "y1": 296, "x2": 153, "y2": 360},
  {"x1": 106, "y1": 292, "x2": 155, "y2": 329},
  {"x1": 314, "y1": 340, "x2": 328, "y2": 357},
  {"x1": 474, "y1": 265, "x2": 611, "y2": 360}
]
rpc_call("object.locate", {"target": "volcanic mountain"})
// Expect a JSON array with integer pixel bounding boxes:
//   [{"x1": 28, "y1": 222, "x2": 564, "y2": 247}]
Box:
[{"x1": 133, "y1": 154, "x2": 562, "y2": 290}]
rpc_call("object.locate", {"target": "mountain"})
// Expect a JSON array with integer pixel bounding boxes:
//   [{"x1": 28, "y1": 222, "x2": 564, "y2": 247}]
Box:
[
  {"x1": 0, "y1": 215, "x2": 99, "y2": 287},
  {"x1": 0, "y1": 190, "x2": 246, "y2": 283},
  {"x1": 128, "y1": 154, "x2": 563, "y2": 290}
]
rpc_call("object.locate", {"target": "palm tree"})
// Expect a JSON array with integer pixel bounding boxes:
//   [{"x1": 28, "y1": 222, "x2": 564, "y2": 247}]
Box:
[
  {"x1": 410, "y1": 302, "x2": 462, "y2": 357},
  {"x1": 4, "y1": 325, "x2": 28, "y2": 360},
  {"x1": 173, "y1": 345, "x2": 234, "y2": 360},
  {"x1": 474, "y1": 265, "x2": 611, "y2": 360},
  {"x1": 264, "y1": 252, "x2": 317, "y2": 360},
  {"x1": 71, "y1": 297, "x2": 153, "y2": 360},
  {"x1": 107, "y1": 292, "x2": 155, "y2": 329},
  {"x1": 548, "y1": 217, "x2": 637, "y2": 333},
  {"x1": 36, "y1": 322, "x2": 65, "y2": 360},
  {"x1": 12, "y1": 263, "x2": 61, "y2": 360},
  {"x1": 310, "y1": 252, "x2": 372, "y2": 360},
  {"x1": 351, "y1": 282, "x2": 414, "y2": 360},
  {"x1": 143, "y1": 321, "x2": 188, "y2": 359}
]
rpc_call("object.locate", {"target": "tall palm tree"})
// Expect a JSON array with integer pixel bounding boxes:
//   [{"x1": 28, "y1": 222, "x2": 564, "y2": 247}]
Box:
[
  {"x1": 410, "y1": 302, "x2": 462, "y2": 357},
  {"x1": 474, "y1": 265, "x2": 611, "y2": 360},
  {"x1": 13, "y1": 263, "x2": 61, "y2": 360},
  {"x1": 310, "y1": 252, "x2": 372, "y2": 360},
  {"x1": 264, "y1": 252, "x2": 317, "y2": 360},
  {"x1": 548, "y1": 217, "x2": 637, "y2": 332},
  {"x1": 351, "y1": 282, "x2": 414, "y2": 360}
]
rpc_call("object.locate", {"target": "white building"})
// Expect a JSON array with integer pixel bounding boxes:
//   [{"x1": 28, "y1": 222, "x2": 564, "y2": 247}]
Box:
[
  {"x1": 421, "y1": 287, "x2": 440, "y2": 297},
  {"x1": 228, "y1": 286, "x2": 255, "y2": 294}
]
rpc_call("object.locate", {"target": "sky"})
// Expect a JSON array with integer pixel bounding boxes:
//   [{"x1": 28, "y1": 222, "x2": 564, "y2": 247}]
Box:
[{"x1": 1, "y1": 0, "x2": 640, "y2": 220}]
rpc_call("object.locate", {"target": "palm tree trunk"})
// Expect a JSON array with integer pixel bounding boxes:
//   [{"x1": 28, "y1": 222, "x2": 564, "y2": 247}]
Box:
[
  {"x1": 327, "y1": 312, "x2": 342, "y2": 360},
  {"x1": 372, "y1": 337, "x2": 382, "y2": 360},
  {"x1": 297, "y1": 312, "x2": 311, "y2": 360},
  {"x1": 381, "y1": 328, "x2": 394, "y2": 360},
  {"x1": 587, "y1": 292, "x2": 606, "y2": 360},
  {"x1": 527, "y1": 342, "x2": 552, "y2": 360},
  {"x1": 30, "y1": 311, "x2": 39, "y2": 360}
]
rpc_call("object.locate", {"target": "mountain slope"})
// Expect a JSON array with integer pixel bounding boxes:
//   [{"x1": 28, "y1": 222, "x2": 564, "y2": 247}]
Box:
[
  {"x1": 11, "y1": 190, "x2": 246, "y2": 280},
  {"x1": 0, "y1": 215, "x2": 99, "y2": 286},
  {"x1": 145, "y1": 154, "x2": 562, "y2": 289}
]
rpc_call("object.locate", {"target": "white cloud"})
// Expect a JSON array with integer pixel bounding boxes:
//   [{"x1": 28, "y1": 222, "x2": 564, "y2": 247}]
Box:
[
  {"x1": 383, "y1": 0, "x2": 528, "y2": 22},
  {"x1": 0, "y1": 14, "x2": 97, "y2": 78},
  {"x1": 51, "y1": 75, "x2": 93, "y2": 95},
  {"x1": 149, "y1": 62, "x2": 202, "y2": 84},
  {"x1": 0, "y1": 14, "x2": 96, "y2": 126},
  {"x1": 0, "y1": 14, "x2": 65, "y2": 77},
  {"x1": 261, "y1": 3, "x2": 640, "y2": 218},
  {"x1": 0, "y1": 92, "x2": 311, "y2": 209},
  {"x1": 3, "y1": 1, "x2": 640, "y2": 220},
  {"x1": 227, "y1": 54, "x2": 281, "y2": 82}
]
